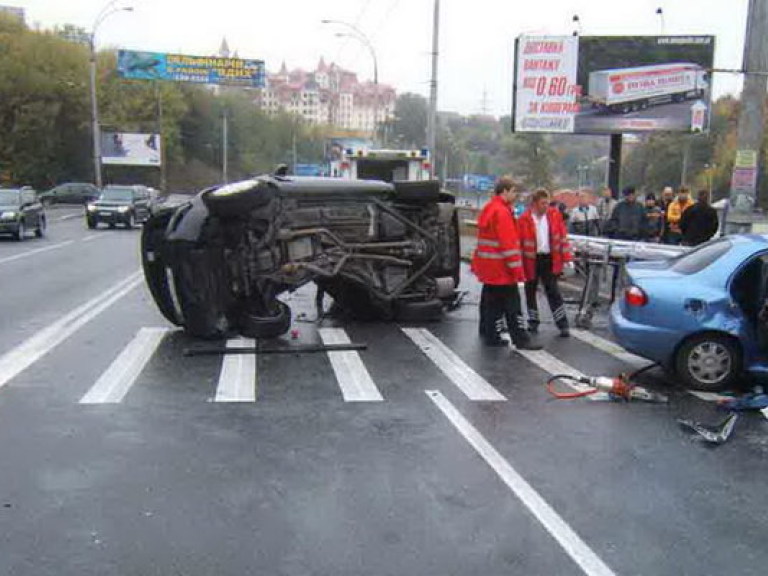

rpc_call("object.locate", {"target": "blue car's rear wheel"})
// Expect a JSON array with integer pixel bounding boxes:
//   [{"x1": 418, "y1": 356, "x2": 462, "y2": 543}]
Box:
[{"x1": 675, "y1": 333, "x2": 742, "y2": 392}]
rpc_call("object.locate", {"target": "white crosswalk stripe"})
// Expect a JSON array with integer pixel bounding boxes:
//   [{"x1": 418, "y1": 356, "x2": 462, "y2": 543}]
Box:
[
  {"x1": 215, "y1": 338, "x2": 257, "y2": 403},
  {"x1": 319, "y1": 328, "x2": 383, "y2": 402},
  {"x1": 570, "y1": 329, "x2": 649, "y2": 369},
  {"x1": 401, "y1": 327, "x2": 506, "y2": 401},
  {"x1": 80, "y1": 327, "x2": 169, "y2": 404}
]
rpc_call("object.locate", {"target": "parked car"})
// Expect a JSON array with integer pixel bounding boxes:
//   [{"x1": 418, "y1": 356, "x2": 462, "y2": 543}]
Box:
[
  {"x1": 38, "y1": 182, "x2": 100, "y2": 206},
  {"x1": 141, "y1": 175, "x2": 461, "y2": 339},
  {"x1": 611, "y1": 235, "x2": 768, "y2": 391},
  {"x1": 86, "y1": 185, "x2": 153, "y2": 229},
  {"x1": 0, "y1": 187, "x2": 46, "y2": 241}
]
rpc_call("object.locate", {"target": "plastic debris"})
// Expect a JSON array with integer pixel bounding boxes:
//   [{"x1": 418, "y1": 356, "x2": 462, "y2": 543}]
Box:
[
  {"x1": 678, "y1": 413, "x2": 738, "y2": 444},
  {"x1": 717, "y1": 393, "x2": 768, "y2": 411},
  {"x1": 290, "y1": 329, "x2": 299, "y2": 340}
]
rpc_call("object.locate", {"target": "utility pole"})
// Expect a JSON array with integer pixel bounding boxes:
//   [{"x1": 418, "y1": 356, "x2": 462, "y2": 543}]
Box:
[
  {"x1": 155, "y1": 82, "x2": 167, "y2": 192},
  {"x1": 89, "y1": 41, "x2": 102, "y2": 188},
  {"x1": 726, "y1": 0, "x2": 768, "y2": 232},
  {"x1": 222, "y1": 110, "x2": 228, "y2": 184},
  {"x1": 426, "y1": 0, "x2": 440, "y2": 178}
]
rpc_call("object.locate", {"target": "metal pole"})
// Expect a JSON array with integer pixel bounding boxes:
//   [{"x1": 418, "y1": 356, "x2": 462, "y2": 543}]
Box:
[
  {"x1": 427, "y1": 0, "x2": 440, "y2": 177},
  {"x1": 222, "y1": 111, "x2": 228, "y2": 184},
  {"x1": 726, "y1": 0, "x2": 768, "y2": 232},
  {"x1": 680, "y1": 137, "x2": 690, "y2": 186},
  {"x1": 155, "y1": 82, "x2": 166, "y2": 192},
  {"x1": 372, "y1": 53, "x2": 379, "y2": 144},
  {"x1": 89, "y1": 40, "x2": 102, "y2": 188},
  {"x1": 608, "y1": 134, "x2": 622, "y2": 197}
]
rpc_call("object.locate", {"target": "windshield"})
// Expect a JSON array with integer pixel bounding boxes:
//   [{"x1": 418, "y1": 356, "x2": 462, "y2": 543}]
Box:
[
  {"x1": 100, "y1": 187, "x2": 134, "y2": 202},
  {"x1": 0, "y1": 190, "x2": 21, "y2": 205},
  {"x1": 668, "y1": 237, "x2": 733, "y2": 275}
]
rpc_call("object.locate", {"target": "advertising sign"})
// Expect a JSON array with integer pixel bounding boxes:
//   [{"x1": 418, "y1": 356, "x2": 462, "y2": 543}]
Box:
[
  {"x1": 0, "y1": 6, "x2": 24, "y2": 22},
  {"x1": 513, "y1": 35, "x2": 715, "y2": 134},
  {"x1": 117, "y1": 50, "x2": 266, "y2": 87},
  {"x1": 101, "y1": 132, "x2": 162, "y2": 166}
]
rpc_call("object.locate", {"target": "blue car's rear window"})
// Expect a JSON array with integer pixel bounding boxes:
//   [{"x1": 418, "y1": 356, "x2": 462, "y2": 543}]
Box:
[{"x1": 668, "y1": 238, "x2": 732, "y2": 275}]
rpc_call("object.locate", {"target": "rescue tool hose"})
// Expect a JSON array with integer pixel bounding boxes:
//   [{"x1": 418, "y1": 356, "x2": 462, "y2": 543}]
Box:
[{"x1": 546, "y1": 374, "x2": 599, "y2": 399}]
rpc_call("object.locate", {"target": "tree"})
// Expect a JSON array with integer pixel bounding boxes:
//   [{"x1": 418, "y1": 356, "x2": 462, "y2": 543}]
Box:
[{"x1": 387, "y1": 93, "x2": 428, "y2": 148}]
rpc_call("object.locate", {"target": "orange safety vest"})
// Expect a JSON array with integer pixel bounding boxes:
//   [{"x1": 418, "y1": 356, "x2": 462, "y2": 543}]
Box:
[
  {"x1": 518, "y1": 207, "x2": 573, "y2": 279},
  {"x1": 471, "y1": 195, "x2": 526, "y2": 285}
]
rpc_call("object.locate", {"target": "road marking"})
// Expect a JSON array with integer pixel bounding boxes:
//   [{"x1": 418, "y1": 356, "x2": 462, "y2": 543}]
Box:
[
  {"x1": 319, "y1": 328, "x2": 383, "y2": 402},
  {"x1": 402, "y1": 327, "x2": 506, "y2": 401},
  {"x1": 81, "y1": 234, "x2": 101, "y2": 242},
  {"x1": 687, "y1": 390, "x2": 730, "y2": 403},
  {"x1": 426, "y1": 390, "x2": 617, "y2": 576},
  {"x1": 571, "y1": 329, "x2": 649, "y2": 369},
  {"x1": 515, "y1": 348, "x2": 608, "y2": 400},
  {"x1": 214, "y1": 338, "x2": 257, "y2": 403},
  {"x1": 80, "y1": 327, "x2": 169, "y2": 404},
  {"x1": 0, "y1": 240, "x2": 74, "y2": 266},
  {"x1": 54, "y1": 213, "x2": 83, "y2": 222},
  {"x1": 0, "y1": 272, "x2": 142, "y2": 390}
]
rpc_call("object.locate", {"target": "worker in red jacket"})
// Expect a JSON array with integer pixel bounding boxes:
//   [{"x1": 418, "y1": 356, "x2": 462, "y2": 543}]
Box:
[
  {"x1": 471, "y1": 177, "x2": 542, "y2": 350},
  {"x1": 518, "y1": 188, "x2": 573, "y2": 337}
]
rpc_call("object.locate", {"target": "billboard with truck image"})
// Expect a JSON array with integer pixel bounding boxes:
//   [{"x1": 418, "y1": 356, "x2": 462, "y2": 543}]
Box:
[{"x1": 513, "y1": 35, "x2": 715, "y2": 134}]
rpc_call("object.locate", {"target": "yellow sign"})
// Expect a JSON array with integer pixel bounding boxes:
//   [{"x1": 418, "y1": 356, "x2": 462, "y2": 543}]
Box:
[{"x1": 735, "y1": 150, "x2": 758, "y2": 169}]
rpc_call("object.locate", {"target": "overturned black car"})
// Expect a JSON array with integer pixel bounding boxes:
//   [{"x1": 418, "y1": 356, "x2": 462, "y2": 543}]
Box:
[{"x1": 141, "y1": 175, "x2": 461, "y2": 339}]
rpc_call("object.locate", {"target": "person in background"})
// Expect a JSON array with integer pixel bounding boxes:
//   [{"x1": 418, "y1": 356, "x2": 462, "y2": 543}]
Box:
[
  {"x1": 471, "y1": 176, "x2": 541, "y2": 350},
  {"x1": 642, "y1": 193, "x2": 664, "y2": 243},
  {"x1": 569, "y1": 191, "x2": 600, "y2": 236},
  {"x1": 519, "y1": 189, "x2": 574, "y2": 338},
  {"x1": 605, "y1": 186, "x2": 646, "y2": 240},
  {"x1": 680, "y1": 189, "x2": 720, "y2": 246},
  {"x1": 659, "y1": 186, "x2": 676, "y2": 243},
  {"x1": 665, "y1": 186, "x2": 694, "y2": 245},
  {"x1": 596, "y1": 186, "x2": 617, "y2": 235}
]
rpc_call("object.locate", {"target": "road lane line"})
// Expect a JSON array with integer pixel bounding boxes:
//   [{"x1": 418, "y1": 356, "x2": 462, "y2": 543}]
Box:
[
  {"x1": 0, "y1": 271, "x2": 142, "y2": 390},
  {"x1": 571, "y1": 329, "x2": 649, "y2": 369},
  {"x1": 319, "y1": 328, "x2": 383, "y2": 402},
  {"x1": 0, "y1": 240, "x2": 74, "y2": 266},
  {"x1": 80, "y1": 327, "x2": 169, "y2": 404},
  {"x1": 515, "y1": 348, "x2": 608, "y2": 401},
  {"x1": 214, "y1": 338, "x2": 257, "y2": 403},
  {"x1": 54, "y1": 213, "x2": 83, "y2": 222},
  {"x1": 402, "y1": 327, "x2": 506, "y2": 401},
  {"x1": 81, "y1": 234, "x2": 101, "y2": 242},
  {"x1": 426, "y1": 390, "x2": 617, "y2": 576}
]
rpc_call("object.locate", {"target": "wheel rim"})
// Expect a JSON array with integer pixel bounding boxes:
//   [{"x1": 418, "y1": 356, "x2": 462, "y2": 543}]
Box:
[{"x1": 688, "y1": 341, "x2": 732, "y2": 385}]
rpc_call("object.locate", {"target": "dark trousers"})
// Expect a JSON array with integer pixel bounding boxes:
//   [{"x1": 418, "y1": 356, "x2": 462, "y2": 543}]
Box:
[
  {"x1": 479, "y1": 284, "x2": 530, "y2": 345},
  {"x1": 524, "y1": 254, "x2": 568, "y2": 330}
]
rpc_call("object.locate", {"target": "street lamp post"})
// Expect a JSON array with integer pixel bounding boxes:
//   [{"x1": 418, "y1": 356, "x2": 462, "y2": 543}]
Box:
[
  {"x1": 89, "y1": 2, "x2": 132, "y2": 188},
  {"x1": 321, "y1": 20, "x2": 379, "y2": 140}
]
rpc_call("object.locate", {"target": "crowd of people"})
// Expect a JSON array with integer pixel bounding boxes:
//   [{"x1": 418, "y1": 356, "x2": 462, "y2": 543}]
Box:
[
  {"x1": 565, "y1": 185, "x2": 720, "y2": 246},
  {"x1": 470, "y1": 178, "x2": 721, "y2": 348}
]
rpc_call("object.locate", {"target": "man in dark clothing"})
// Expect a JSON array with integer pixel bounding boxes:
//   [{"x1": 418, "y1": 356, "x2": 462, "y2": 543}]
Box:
[
  {"x1": 642, "y1": 193, "x2": 664, "y2": 242},
  {"x1": 680, "y1": 189, "x2": 720, "y2": 246},
  {"x1": 659, "y1": 186, "x2": 675, "y2": 243},
  {"x1": 605, "y1": 186, "x2": 646, "y2": 240}
]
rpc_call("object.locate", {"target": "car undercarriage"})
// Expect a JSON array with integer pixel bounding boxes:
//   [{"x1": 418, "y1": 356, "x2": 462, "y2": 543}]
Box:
[{"x1": 141, "y1": 175, "x2": 461, "y2": 339}]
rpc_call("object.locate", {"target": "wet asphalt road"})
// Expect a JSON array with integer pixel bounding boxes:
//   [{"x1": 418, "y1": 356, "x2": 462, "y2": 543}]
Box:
[{"x1": 1, "y1": 207, "x2": 768, "y2": 576}]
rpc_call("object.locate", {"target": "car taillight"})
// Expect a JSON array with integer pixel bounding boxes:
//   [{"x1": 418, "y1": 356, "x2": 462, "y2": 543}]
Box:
[{"x1": 625, "y1": 285, "x2": 648, "y2": 307}]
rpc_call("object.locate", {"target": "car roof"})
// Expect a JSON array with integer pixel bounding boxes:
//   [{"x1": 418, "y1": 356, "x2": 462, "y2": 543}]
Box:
[{"x1": 263, "y1": 175, "x2": 393, "y2": 193}]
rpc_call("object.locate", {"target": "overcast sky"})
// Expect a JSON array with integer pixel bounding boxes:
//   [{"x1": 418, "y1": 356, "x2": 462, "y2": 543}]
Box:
[{"x1": 16, "y1": 0, "x2": 749, "y2": 115}]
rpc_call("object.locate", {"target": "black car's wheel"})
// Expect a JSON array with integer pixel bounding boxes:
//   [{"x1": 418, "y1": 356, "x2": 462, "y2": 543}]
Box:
[
  {"x1": 238, "y1": 301, "x2": 292, "y2": 339},
  {"x1": 675, "y1": 333, "x2": 742, "y2": 392},
  {"x1": 395, "y1": 299, "x2": 444, "y2": 322},
  {"x1": 35, "y1": 217, "x2": 45, "y2": 238},
  {"x1": 14, "y1": 221, "x2": 25, "y2": 241}
]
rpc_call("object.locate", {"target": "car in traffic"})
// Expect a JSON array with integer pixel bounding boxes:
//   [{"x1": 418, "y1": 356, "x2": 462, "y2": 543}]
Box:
[
  {"x1": 38, "y1": 182, "x2": 100, "y2": 206},
  {"x1": 141, "y1": 175, "x2": 461, "y2": 339},
  {"x1": 611, "y1": 235, "x2": 768, "y2": 391},
  {"x1": 0, "y1": 187, "x2": 46, "y2": 241},
  {"x1": 86, "y1": 185, "x2": 153, "y2": 229}
]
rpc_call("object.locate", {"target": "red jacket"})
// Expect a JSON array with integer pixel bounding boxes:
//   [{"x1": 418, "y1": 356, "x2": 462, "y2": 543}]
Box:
[
  {"x1": 518, "y1": 207, "x2": 572, "y2": 279},
  {"x1": 471, "y1": 195, "x2": 526, "y2": 285}
]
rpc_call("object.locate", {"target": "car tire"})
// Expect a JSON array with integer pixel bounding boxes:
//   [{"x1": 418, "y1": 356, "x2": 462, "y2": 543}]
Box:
[
  {"x1": 35, "y1": 217, "x2": 45, "y2": 238},
  {"x1": 395, "y1": 299, "x2": 444, "y2": 322},
  {"x1": 675, "y1": 333, "x2": 742, "y2": 392},
  {"x1": 14, "y1": 221, "x2": 25, "y2": 241},
  {"x1": 238, "y1": 301, "x2": 292, "y2": 339}
]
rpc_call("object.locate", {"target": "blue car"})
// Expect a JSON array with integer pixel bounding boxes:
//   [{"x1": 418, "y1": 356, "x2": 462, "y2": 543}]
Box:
[{"x1": 610, "y1": 235, "x2": 768, "y2": 391}]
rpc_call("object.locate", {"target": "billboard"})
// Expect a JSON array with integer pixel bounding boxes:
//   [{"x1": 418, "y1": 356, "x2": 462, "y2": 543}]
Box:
[
  {"x1": 513, "y1": 35, "x2": 715, "y2": 134},
  {"x1": 117, "y1": 50, "x2": 266, "y2": 87},
  {"x1": 101, "y1": 132, "x2": 162, "y2": 166},
  {"x1": 0, "y1": 6, "x2": 24, "y2": 22}
]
